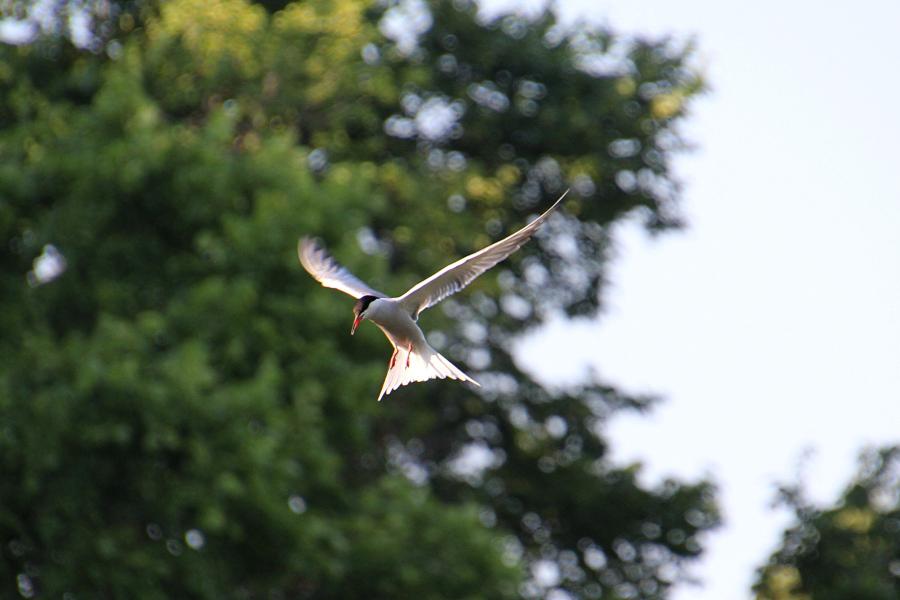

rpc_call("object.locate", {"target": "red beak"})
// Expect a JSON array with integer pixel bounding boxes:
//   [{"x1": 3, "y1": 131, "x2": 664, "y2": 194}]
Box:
[{"x1": 351, "y1": 314, "x2": 362, "y2": 335}]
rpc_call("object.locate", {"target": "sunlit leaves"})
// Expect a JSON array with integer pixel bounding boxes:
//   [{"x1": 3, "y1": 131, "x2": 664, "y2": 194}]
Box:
[
  {"x1": 147, "y1": 0, "x2": 267, "y2": 78},
  {"x1": 755, "y1": 447, "x2": 900, "y2": 600},
  {"x1": 273, "y1": 0, "x2": 371, "y2": 103}
]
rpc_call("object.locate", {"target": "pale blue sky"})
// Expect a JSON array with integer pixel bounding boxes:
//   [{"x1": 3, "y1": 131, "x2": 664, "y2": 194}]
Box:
[{"x1": 502, "y1": 0, "x2": 900, "y2": 598}]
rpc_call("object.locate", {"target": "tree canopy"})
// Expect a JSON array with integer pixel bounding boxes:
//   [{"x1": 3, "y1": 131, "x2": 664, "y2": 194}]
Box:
[
  {"x1": 0, "y1": 1, "x2": 717, "y2": 598},
  {"x1": 755, "y1": 447, "x2": 900, "y2": 600}
]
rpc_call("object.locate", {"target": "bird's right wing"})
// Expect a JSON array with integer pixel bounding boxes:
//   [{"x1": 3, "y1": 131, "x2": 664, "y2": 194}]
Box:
[
  {"x1": 397, "y1": 190, "x2": 567, "y2": 317},
  {"x1": 298, "y1": 237, "x2": 386, "y2": 299}
]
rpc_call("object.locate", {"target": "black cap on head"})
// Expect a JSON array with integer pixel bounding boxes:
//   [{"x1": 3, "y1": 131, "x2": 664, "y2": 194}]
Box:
[{"x1": 353, "y1": 295, "x2": 379, "y2": 315}]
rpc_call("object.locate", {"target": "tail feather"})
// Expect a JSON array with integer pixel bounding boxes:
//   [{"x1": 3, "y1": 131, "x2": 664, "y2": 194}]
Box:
[
  {"x1": 430, "y1": 355, "x2": 451, "y2": 379},
  {"x1": 377, "y1": 344, "x2": 479, "y2": 402}
]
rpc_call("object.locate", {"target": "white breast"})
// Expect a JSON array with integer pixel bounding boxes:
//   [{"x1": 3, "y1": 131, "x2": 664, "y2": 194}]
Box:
[{"x1": 366, "y1": 299, "x2": 426, "y2": 348}]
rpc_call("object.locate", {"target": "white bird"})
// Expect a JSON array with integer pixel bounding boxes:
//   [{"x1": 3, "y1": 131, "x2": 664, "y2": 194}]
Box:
[{"x1": 299, "y1": 190, "x2": 568, "y2": 401}]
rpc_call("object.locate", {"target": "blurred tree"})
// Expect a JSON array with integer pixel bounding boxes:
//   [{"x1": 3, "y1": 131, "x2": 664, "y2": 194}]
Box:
[
  {"x1": 754, "y1": 447, "x2": 900, "y2": 600},
  {"x1": 0, "y1": 0, "x2": 717, "y2": 598}
]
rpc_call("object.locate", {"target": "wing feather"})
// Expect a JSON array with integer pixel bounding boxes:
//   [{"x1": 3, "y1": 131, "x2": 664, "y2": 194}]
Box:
[
  {"x1": 398, "y1": 190, "x2": 568, "y2": 317},
  {"x1": 298, "y1": 237, "x2": 385, "y2": 299}
]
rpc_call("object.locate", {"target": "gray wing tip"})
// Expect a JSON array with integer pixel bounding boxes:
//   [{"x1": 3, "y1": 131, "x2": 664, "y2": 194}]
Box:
[
  {"x1": 526, "y1": 188, "x2": 570, "y2": 230},
  {"x1": 299, "y1": 236, "x2": 334, "y2": 268},
  {"x1": 297, "y1": 236, "x2": 318, "y2": 270},
  {"x1": 298, "y1": 236, "x2": 314, "y2": 258},
  {"x1": 298, "y1": 235, "x2": 319, "y2": 253},
  {"x1": 298, "y1": 237, "x2": 335, "y2": 280},
  {"x1": 545, "y1": 188, "x2": 570, "y2": 215}
]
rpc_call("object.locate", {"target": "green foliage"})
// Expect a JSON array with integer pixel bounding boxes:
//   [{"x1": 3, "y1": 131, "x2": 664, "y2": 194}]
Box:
[
  {"x1": 755, "y1": 447, "x2": 900, "y2": 600},
  {"x1": 0, "y1": 0, "x2": 716, "y2": 598}
]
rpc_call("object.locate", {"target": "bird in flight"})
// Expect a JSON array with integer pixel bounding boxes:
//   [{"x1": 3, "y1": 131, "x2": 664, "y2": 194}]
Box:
[{"x1": 299, "y1": 190, "x2": 568, "y2": 401}]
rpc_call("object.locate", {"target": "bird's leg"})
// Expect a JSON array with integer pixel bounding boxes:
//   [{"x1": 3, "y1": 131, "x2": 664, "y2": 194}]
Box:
[
  {"x1": 389, "y1": 347, "x2": 398, "y2": 369},
  {"x1": 406, "y1": 342, "x2": 413, "y2": 368}
]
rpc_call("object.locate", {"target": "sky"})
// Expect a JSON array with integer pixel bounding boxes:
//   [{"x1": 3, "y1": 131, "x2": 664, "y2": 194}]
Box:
[{"x1": 494, "y1": 0, "x2": 900, "y2": 598}]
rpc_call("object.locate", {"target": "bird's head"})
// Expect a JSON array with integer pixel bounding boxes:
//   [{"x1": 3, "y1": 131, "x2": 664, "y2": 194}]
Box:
[{"x1": 351, "y1": 295, "x2": 379, "y2": 335}]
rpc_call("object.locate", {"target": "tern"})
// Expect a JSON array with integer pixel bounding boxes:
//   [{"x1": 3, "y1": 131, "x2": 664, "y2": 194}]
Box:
[{"x1": 299, "y1": 190, "x2": 568, "y2": 401}]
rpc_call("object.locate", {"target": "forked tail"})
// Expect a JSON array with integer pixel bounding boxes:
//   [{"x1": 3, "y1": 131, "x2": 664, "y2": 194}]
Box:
[{"x1": 378, "y1": 343, "x2": 479, "y2": 401}]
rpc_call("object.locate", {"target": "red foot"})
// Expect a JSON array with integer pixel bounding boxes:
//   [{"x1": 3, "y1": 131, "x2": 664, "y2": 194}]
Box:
[
  {"x1": 406, "y1": 344, "x2": 413, "y2": 368},
  {"x1": 389, "y1": 348, "x2": 398, "y2": 369}
]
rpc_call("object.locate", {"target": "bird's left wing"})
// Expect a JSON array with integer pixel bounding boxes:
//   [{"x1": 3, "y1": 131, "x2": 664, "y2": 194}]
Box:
[
  {"x1": 397, "y1": 190, "x2": 568, "y2": 317},
  {"x1": 298, "y1": 237, "x2": 386, "y2": 299}
]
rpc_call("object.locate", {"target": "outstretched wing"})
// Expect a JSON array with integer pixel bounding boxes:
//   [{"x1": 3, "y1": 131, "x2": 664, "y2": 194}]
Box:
[
  {"x1": 397, "y1": 190, "x2": 567, "y2": 317},
  {"x1": 298, "y1": 237, "x2": 385, "y2": 299}
]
